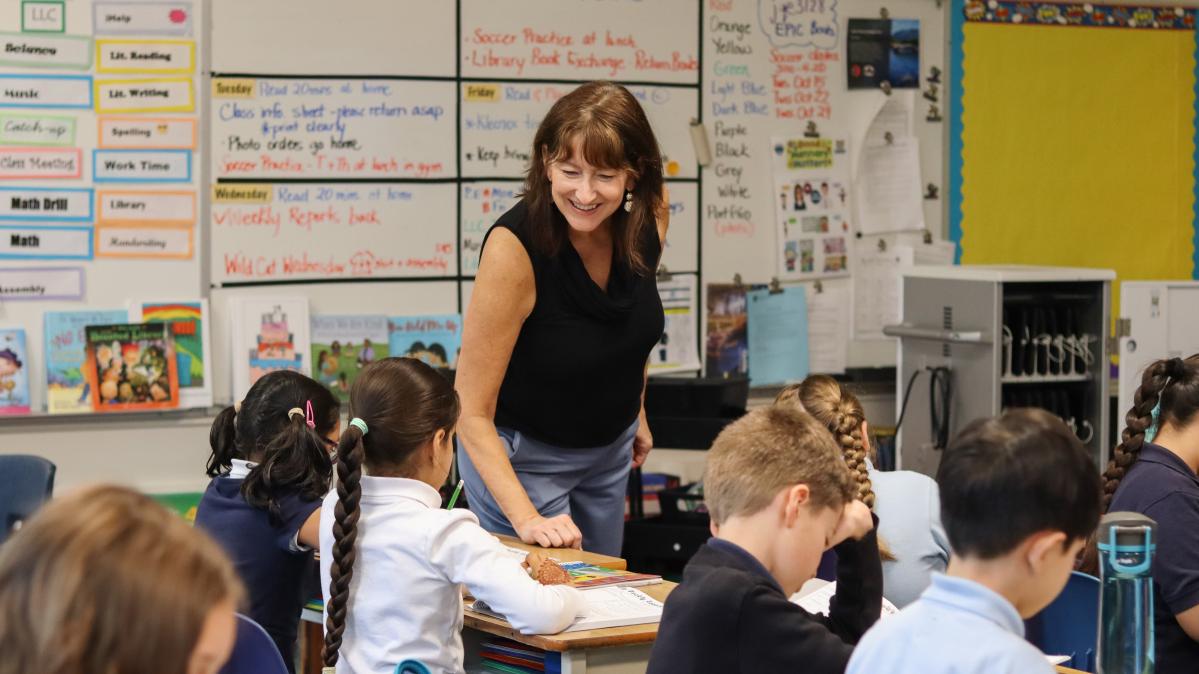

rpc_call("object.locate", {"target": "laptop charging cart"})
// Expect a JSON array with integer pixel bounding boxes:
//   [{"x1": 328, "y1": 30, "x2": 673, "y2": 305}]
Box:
[{"x1": 886, "y1": 266, "x2": 1113, "y2": 478}]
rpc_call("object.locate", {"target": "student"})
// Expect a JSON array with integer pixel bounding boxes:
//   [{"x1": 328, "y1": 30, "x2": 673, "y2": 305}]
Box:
[
  {"x1": 1104, "y1": 356, "x2": 1199, "y2": 674},
  {"x1": 847, "y1": 408, "x2": 1102, "y2": 674},
  {"x1": 194, "y1": 370, "x2": 340, "y2": 671},
  {"x1": 0, "y1": 485, "x2": 242, "y2": 674},
  {"x1": 647, "y1": 406, "x2": 882, "y2": 674},
  {"x1": 320, "y1": 357, "x2": 582, "y2": 674},
  {"x1": 777, "y1": 375, "x2": 951, "y2": 607}
]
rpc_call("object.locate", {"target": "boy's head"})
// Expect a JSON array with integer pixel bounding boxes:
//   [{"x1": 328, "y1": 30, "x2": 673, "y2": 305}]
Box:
[
  {"x1": 938, "y1": 408, "x2": 1102, "y2": 616},
  {"x1": 704, "y1": 406, "x2": 855, "y2": 587}
]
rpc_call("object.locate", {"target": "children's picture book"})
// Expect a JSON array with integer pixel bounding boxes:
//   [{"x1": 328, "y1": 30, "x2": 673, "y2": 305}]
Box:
[
  {"x1": 310, "y1": 314, "x2": 389, "y2": 400},
  {"x1": 0, "y1": 329, "x2": 30, "y2": 415},
  {"x1": 388, "y1": 314, "x2": 462, "y2": 370},
  {"x1": 44, "y1": 310, "x2": 130, "y2": 414},
  {"x1": 129, "y1": 299, "x2": 213, "y2": 409},
  {"x1": 83, "y1": 323, "x2": 179, "y2": 412},
  {"x1": 557, "y1": 561, "x2": 662, "y2": 590},
  {"x1": 230, "y1": 297, "x2": 309, "y2": 401}
]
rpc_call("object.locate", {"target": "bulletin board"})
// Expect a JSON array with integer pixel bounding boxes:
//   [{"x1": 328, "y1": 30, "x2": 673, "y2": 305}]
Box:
[{"x1": 950, "y1": 0, "x2": 1199, "y2": 321}]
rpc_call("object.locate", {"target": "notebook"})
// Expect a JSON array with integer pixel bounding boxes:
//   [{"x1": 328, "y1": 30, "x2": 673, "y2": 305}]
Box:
[{"x1": 471, "y1": 586, "x2": 663, "y2": 633}]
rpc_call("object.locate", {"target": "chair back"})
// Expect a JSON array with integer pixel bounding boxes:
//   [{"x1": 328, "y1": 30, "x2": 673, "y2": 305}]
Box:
[
  {"x1": 0, "y1": 454, "x2": 55, "y2": 543},
  {"x1": 218, "y1": 613, "x2": 289, "y2": 674},
  {"x1": 1024, "y1": 571, "x2": 1100, "y2": 672}
]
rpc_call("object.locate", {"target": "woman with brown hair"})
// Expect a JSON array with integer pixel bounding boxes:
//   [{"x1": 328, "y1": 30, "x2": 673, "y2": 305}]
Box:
[
  {"x1": 455, "y1": 81, "x2": 668, "y2": 555},
  {"x1": 1103, "y1": 356, "x2": 1199, "y2": 674},
  {"x1": 777, "y1": 375, "x2": 950, "y2": 607},
  {"x1": 0, "y1": 484, "x2": 243, "y2": 674}
]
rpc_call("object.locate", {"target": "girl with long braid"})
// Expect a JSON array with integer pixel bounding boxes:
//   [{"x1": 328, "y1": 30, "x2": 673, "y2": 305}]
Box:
[
  {"x1": 1105, "y1": 356, "x2": 1199, "y2": 674},
  {"x1": 777, "y1": 375, "x2": 950, "y2": 607},
  {"x1": 320, "y1": 358, "x2": 581, "y2": 674}
]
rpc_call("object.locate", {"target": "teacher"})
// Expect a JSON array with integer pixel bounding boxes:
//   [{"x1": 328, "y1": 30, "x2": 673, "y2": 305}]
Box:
[{"x1": 455, "y1": 81, "x2": 668, "y2": 556}]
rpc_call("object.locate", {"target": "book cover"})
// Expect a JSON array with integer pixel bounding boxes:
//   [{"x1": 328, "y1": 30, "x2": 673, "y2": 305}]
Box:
[
  {"x1": 130, "y1": 299, "x2": 212, "y2": 409},
  {"x1": 0, "y1": 329, "x2": 30, "y2": 415},
  {"x1": 84, "y1": 322, "x2": 179, "y2": 412},
  {"x1": 229, "y1": 297, "x2": 309, "y2": 401},
  {"x1": 311, "y1": 314, "x2": 389, "y2": 401},
  {"x1": 388, "y1": 314, "x2": 461, "y2": 370},
  {"x1": 557, "y1": 561, "x2": 662, "y2": 590},
  {"x1": 44, "y1": 309, "x2": 129, "y2": 414}
]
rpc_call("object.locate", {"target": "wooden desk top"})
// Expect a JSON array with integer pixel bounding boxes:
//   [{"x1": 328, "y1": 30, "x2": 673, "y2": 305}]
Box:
[
  {"x1": 464, "y1": 579, "x2": 675, "y2": 652},
  {"x1": 1054, "y1": 668, "x2": 1086, "y2": 674},
  {"x1": 494, "y1": 535, "x2": 627, "y2": 570}
]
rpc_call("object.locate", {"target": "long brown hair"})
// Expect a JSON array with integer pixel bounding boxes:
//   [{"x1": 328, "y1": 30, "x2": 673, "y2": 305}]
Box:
[
  {"x1": 322, "y1": 357, "x2": 461, "y2": 668},
  {"x1": 777, "y1": 375, "x2": 896, "y2": 561},
  {"x1": 0, "y1": 485, "x2": 242, "y2": 674},
  {"x1": 1103, "y1": 355, "x2": 1199, "y2": 508},
  {"x1": 522, "y1": 81, "x2": 664, "y2": 275}
]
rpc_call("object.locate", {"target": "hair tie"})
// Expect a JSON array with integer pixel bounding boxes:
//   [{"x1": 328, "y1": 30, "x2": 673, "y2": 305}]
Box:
[
  {"x1": 287, "y1": 407, "x2": 304, "y2": 422},
  {"x1": 1146, "y1": 376, "x2": 1172, "y2": 443},
  {"x1": 304, "y1": 400, "x2": 316, "y2": 429},
  {"x1": 349, "y1": 417, "x2": 369, "y2": 436}
]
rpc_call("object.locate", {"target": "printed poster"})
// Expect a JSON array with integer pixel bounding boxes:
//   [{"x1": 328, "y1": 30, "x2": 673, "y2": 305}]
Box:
[
  {"x1": 772, "y1": 136, "x2": 854, "y2": 280},
  {"x1": 651, "y1": 275, "x2": 701, "y2": 374}
]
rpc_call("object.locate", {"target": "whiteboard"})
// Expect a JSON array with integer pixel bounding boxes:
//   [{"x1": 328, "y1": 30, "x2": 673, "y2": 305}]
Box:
[
  {"x1": 701, "y1": 0, "x2": 947, "y2": 368},
  {"x1": 210, "y1": 0, "x2": 456, "y2": 76},
  {"x1": 460, "y1": 0, "x2": 700, "y2": 84},
  {"x1": 461, "y1": 82, "x2": 699, "y2": 179},
  {"x1": 211, "y1": 182, "x2": 457, "y2": 283},
  {"x1": 211, "y1": 78, "x2": 456, "y2": 180}
]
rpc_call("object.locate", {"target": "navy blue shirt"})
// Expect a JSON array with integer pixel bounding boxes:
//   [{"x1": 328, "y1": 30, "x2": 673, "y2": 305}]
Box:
[
  {"x1": 194, "y1": 477, "x2": 321, "y2": 672},
  {"x1": 1109, "y1": 443, "x2": 1199, "y2": 674}
]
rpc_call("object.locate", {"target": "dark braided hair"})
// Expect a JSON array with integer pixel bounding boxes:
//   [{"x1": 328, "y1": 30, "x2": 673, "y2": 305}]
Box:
[
  {"x1": 1103, "y1": 355, "x2": 1199, "y2": 509},
  {"x1": 206, "y1": 370, "x2": 339, "y2": 524},
  {"x1": 322, "y1": 358, "x2": 460, "y2": 668}
]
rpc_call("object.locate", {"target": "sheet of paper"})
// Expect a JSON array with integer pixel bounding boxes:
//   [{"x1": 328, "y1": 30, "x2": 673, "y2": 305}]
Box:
[
  {"x1": 854, "y1": 246, "x2": 914, "y2": 340},
  {"x1": 864, "y1": 89, "x2": 915, "y2": 149},
  {"x1": 747, "y1": 286, "x2": 809, "y2": 386},
  {"x1": 807, "y1": 282, "x2": 849, "y2": 374},
  {"x1": 771, "y1": 135, "x2": 854, "y2": 280},
  {"x1": 791, "y1": 580, "x2": 899, "y2": 618},
  {"x1": 652, "y1": 274, "x2": 701, "y2": 374},
  {"x1": 564, "y1": 586, "x2": 663, "y2": 632},
  {"x1": 858, "y1": 137, "x2": 925, "y2": 235}
]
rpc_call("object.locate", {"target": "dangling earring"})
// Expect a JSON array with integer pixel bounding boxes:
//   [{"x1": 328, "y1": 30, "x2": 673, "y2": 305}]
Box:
[{"x1": 624, "y1": 190, "x2": 633, "y2": 213}]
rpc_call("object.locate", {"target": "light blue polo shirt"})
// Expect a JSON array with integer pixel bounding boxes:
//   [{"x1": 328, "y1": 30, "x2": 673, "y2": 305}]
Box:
[{"x1": 847, "y1": 574, "x2": 1052, "y2": 674}]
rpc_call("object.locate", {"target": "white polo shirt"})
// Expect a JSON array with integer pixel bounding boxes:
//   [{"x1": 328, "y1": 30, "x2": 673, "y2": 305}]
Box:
[{"x1": 319, "y1": 476, "x2": 582, "y2": 674}]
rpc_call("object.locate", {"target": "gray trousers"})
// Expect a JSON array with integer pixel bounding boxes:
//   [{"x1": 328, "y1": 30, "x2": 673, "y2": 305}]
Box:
[{"x1": 457, "y1": 420, "x2": 637, "y2": 557}]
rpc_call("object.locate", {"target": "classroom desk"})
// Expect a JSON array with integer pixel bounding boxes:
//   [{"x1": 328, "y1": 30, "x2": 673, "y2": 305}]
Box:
[
  {"x1": 463, "y1": 537, "x2": 669, "y2": 674},
  {"x1": 301, "y1": 537, "x2": 647, "y2": 674},
  {"x1": 1055, "y1": 668, "x2": 1086, "y2": 674}
]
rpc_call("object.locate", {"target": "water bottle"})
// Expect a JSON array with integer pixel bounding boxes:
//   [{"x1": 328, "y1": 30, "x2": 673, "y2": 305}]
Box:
[{"x1": 1097, "y1": 511, "x2": 1157, "y2": 674}]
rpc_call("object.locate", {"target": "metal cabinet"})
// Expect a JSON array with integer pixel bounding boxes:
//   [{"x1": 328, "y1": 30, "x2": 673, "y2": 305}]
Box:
[{"x1": 887, "y1": 266, "x2": 1114, "y2": 478}]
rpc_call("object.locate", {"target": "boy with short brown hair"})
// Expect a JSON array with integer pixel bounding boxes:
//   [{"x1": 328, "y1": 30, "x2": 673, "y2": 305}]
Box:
[{"x1": 647, "y1": 405, "x2": 883, "y2": 674}]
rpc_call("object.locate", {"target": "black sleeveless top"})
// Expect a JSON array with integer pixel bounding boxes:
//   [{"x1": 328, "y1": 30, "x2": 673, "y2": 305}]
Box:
[{"x1": 484, "y1": 200, "x2": 665, "y2": 448}]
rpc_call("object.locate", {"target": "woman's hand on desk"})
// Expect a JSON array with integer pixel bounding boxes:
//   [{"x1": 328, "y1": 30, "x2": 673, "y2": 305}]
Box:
[{"x1": 515, "y1": 512, "x2": 583, "y2": 550}]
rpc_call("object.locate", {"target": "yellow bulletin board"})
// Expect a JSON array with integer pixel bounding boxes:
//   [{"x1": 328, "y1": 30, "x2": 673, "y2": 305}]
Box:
[{"x1": 950, "y1": 1, "x2": 1199, "y2": 322}]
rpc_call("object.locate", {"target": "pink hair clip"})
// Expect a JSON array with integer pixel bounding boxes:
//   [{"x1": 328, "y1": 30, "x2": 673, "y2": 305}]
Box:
[{"x1": 304, "y1": 400, "x2": 315, "y2": 429}]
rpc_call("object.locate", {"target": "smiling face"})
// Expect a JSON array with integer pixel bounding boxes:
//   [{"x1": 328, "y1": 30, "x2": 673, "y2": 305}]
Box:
[{"x1": 546, "y1": 137, "x2": 632, "y2": 236}]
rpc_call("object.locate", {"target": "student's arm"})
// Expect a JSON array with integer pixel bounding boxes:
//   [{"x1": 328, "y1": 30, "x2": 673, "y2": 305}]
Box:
[
  {"x1": 297, "y1": 508, "x2": 320, "y2": 549},
  {"x1": 455, "y1": 228, "x2": 582, "y2": 549},
  {"x1": 1176, "y1": 605, "x2": 1199, "y2": 642},
  {"x1": 430, "y1": 513, "x2": 583, "y2": 635},
  {"x1": 737, "y1": 585, "x2": 856, "y2": 672},
  {"x1": 822, "y1": 512, "x2": 884, "y2": 642}
]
